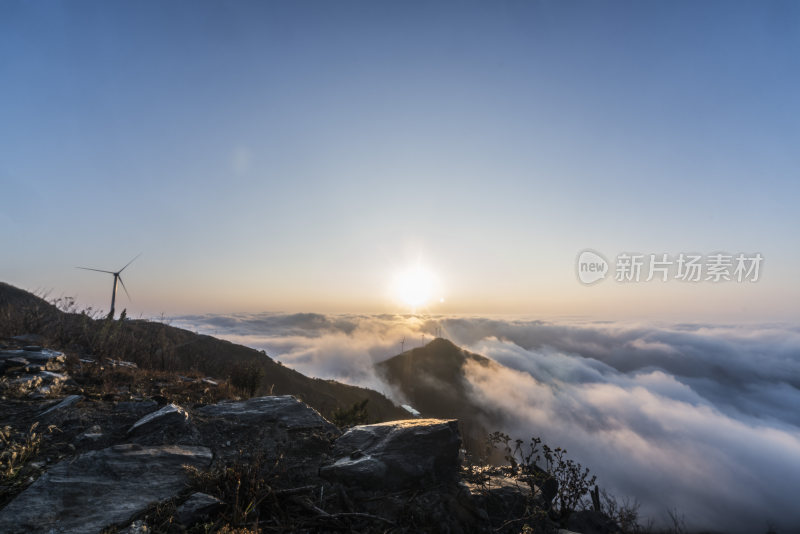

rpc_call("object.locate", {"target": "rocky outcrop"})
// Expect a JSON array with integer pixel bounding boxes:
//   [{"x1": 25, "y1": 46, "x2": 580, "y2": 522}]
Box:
[
  {"x1": 0, "y1": 444, "x2": 212, "y2": 534},
  {"x1": 465, "y1": 475, "x2": 533, "y2": 522},
  {"x1": 321, "y1": 418, "x2": 461, "y2": 489},
  {"x1": 196, "y1": 395, "x2": 338, "y2": 431},
  {"x1": 196, "y1": 395, "x2": 338, "y2": 476},
  {"x1": 1, "y1": 347, "x2": 68, "y2": 398},
  {"x1": 0, "y1": 337, "x2": 618, "y2": 534},
  {"x1": 128, "y1": 403, "x2": 189, "y2": 434},
  {"x1": 0, "y1": 347, "x2": 65, "y2": 372}
]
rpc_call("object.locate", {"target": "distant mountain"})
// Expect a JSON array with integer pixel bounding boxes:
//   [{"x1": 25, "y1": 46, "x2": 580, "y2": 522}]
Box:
[
  {"x1": 376, "y1": 337, "x2": 501, "y2": 452},
  {"x1": 0, "y1": 282, "x2": 407, "y2": 423}
]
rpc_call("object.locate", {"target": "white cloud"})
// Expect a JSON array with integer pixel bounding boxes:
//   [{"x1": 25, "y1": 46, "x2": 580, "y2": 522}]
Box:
[{"x1": 171, "y1": 312, "x2": 800, "y2": 533}]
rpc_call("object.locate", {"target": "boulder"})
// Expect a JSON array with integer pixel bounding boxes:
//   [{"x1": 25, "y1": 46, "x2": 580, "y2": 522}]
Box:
[
  {"x1": 128, "y1": 403, "x2": 189, "y2": 434},
  {"x1": 128, "y1": 404, "x2": 197, "y2": 445},
  {"x1": 321, "y1": 419, "x2": 461, "y2": 489},
  {"x1": 465, "y1": 475, "x2": 533, "y2": 523},
  {"x1": 196, "y1": 396, "x2": 338, "y2": 476},
  {"x1": 0, "y1": 444, "x2": 212, "y2": 534},
  {"x1": 197, "y1": 395, "x2": 337, "y2": 431}
]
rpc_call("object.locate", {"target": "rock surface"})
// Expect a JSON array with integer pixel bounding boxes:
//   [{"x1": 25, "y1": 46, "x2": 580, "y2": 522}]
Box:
[
  {"x1": 465, "y1": 475, "x2": 533, "y2": 522},
  {"x1": 1, "y1": 348, "x2": 68, "y2": 397},
  {"x1": 197, "y1": 395, "x2": 339, "y2": 473},
  {"x1": 0, "y1": 444, "x2": 212, "y2": 534},
  {"x1": 127, "y1": 403, "x2": 197, "y2": 445},
  {"x1": 39, "y1": 394, "x2": 82, "y2": 417},
  {"x1": 0, "y1": 348, "x2": 65, "y2": 372},
  {"x1": 321, "y1": 418, "x2": 461, "y2": 489},
  {"x1": 128, "y1": 403, "x2": 189, "y2": 434},
  {"x1": 197, "y1": 395, "x2": 337, "y2": 431},
  {"x1": 175, "y1": 492, "x2": 224, "y2": 525}
]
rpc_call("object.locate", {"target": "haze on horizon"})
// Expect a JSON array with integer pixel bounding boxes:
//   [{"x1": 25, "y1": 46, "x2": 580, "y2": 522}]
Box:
[{"x1": 2, "y1": 1, "x2": 799, "y2": 322}]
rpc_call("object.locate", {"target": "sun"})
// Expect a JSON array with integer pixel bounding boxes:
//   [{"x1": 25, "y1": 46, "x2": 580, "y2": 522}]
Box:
[{"x1": 392, "y1": 264, "x2": 437, "y2": 309}]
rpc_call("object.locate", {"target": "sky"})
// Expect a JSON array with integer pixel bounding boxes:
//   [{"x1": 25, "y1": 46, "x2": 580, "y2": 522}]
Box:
[
  {"x1": 3, "y1": 4, "x2": 800, "y2": 530},
  {"x1": 2, "y1": 1, "x2": 799, "y2": 320},
  {"x1": 173, "y1": 312, "x2": 800, "y2": 533}
]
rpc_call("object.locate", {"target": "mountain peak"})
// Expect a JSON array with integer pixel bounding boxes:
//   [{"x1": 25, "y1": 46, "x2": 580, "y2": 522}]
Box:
[{"x1": 376, "y1": 337, "x2": 495, "y2": 452}]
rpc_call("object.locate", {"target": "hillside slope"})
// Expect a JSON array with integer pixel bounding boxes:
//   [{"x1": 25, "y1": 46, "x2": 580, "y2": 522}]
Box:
[{"x1": 0, "y1": 282, "x2": 407, "y2": 422}]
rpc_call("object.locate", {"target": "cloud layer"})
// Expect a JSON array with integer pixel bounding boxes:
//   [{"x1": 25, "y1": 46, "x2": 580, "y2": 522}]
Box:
[{"x1": 171, "y1": 313, "x2": 800, "y2": 533}]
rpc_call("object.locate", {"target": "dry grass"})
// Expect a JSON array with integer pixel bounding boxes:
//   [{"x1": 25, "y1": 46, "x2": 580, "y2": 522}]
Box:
[
  {"x1": 69, "y1": 360, "x2": 238, "y2": 406},
  {"x1": 0, "y1": 422, "x2": 59, "y2": 508},
  {"x1": 185, "y1": 451, "x2": 283, "y2": 531}
]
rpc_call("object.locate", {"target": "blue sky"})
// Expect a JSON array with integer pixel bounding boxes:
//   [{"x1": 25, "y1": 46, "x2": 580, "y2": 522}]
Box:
[{"x1": 2, "y1": 1, "x2": 798, "y2": 318}]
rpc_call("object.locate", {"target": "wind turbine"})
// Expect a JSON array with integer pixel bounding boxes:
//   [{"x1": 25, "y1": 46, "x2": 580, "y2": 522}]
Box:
[{"x1": 77, "y1": 253, "x2": 140, "y2": 318}]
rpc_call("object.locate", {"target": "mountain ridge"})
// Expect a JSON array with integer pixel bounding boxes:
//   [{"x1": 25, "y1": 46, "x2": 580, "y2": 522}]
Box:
[
  {"x1": 377, "y1": 336, "x2": 503, "y2": 452},
  {"x1": 0, "y1": 281, "x2": 407, "y2": 422}
]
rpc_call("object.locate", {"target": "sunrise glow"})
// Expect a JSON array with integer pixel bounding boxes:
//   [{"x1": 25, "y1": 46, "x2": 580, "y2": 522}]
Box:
[{"x1": 391, "y1": 265, "x2": 438, "y2": 309}]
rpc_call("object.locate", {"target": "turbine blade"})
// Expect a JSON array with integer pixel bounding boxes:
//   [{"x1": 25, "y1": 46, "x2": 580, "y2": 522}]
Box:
[
  {"x1": 118, "y1": 252, "x2": 142, "y2": 273},
  {"x1": 76, "y1": 267, "x2": 115, "y2": 274},
  {"x1": 118, "y1": 276, "x2": 131, "y2": 301}
]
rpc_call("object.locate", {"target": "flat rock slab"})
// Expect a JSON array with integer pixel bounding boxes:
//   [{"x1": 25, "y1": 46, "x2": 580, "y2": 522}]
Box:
[
  {"x1": 197, "y1": 395, "x2": 337, "y2": 432},
  {"x1": 196, "y1": 396, "x2": 338, "y2": 477},
  {"x1": 0, "y1": 444, "x2": 212, "y2": 534},
  {"x1": 321, "y1": 419, "x2": 461, "y2": 489}
]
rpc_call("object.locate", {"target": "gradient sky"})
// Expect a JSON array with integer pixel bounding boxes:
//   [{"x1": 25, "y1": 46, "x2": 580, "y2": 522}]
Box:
[{"x1": 2, "y1": 1, "x2": 799, "y2": 319}]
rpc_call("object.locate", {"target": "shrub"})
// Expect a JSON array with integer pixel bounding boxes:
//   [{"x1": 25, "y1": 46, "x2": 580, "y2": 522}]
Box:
[
  {"x1": 486, "y1": 432, "x2": 596, "y2": 523},
  {"x1": 229, "y1": 363, "x2": 264, "y2": 398}
]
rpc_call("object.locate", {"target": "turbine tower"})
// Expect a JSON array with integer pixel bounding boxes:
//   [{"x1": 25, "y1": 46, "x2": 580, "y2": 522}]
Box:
[{"x1": 77, "y1": 253, "x2": 140, "y2": 319}]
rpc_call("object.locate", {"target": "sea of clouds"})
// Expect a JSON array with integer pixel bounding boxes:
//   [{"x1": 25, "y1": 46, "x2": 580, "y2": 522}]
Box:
[{"x1": 171, "y1": 313, "x2": 800, "y2": 533}]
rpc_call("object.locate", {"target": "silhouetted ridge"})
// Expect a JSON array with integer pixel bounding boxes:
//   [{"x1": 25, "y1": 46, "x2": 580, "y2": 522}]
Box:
[
  {"x1": 376, "y1": 337, "x2": 498, "y2": 451},
  {"x1": 0, "y1": 282, "x2": 407, "y2": 423}
]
